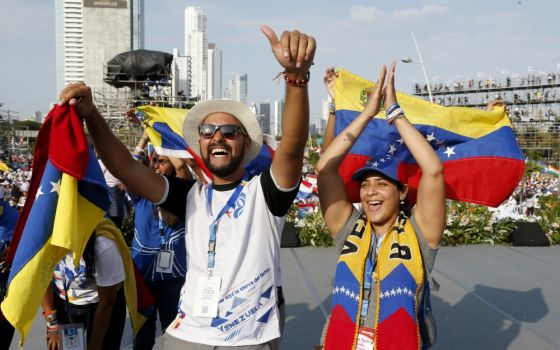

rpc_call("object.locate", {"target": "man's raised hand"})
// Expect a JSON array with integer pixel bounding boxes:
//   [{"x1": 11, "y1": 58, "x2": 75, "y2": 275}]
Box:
[{"x1": 260, "y1": 25, "x2": 316, "y2": 78}]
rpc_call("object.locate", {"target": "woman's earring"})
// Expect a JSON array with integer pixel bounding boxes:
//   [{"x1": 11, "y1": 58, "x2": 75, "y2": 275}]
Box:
[{"x1": 400, "y1": 198, "x2": 405, "y2": 205}]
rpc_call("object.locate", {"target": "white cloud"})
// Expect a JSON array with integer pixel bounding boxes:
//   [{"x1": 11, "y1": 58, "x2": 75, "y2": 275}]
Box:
[
  {"x1": 349, "y1": 4, "x2": 448, "y2": 25},
  {"x1": 350, "y1": 5, "x2": 384, "y2": 24},
  {"x1": 392, "y1": 4, "x2": 448, "y2": 21}
]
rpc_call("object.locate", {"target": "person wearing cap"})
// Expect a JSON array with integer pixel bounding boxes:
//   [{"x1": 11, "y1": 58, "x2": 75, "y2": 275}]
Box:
[
  {"x1": 57, "y1": 25, "x2": 315, "y2": 349},
  {"x1": 316, "y1": 63, "x2": 445, "y2": 349}
]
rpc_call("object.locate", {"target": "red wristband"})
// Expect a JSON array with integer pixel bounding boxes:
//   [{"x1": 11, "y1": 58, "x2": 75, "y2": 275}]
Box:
[{"x1": 283, "y1": 71, "x2": 310, "y2": 87}]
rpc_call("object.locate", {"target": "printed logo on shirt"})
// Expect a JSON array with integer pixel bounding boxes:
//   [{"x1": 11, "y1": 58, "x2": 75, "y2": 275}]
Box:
[
  {"x1": 210, "y1": 267, "x2": 275, "y2": 342},
  {"x1": 232, "y1": 192, "x2": 247, "y2": 218},
  {"x1": 225, "y1": 192, "x2": 247, "y2": 219}
]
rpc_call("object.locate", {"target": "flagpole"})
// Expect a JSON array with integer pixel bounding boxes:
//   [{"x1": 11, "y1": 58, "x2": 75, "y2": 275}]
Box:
[{"x1": 410, "y1": 32, "x2": 434, "y2": 104}]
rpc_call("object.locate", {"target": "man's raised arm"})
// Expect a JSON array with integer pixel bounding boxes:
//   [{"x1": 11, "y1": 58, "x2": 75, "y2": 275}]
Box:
[
  {"x1": 58, "y1": 83, "x2": 166, "y2": 203},
  {"x1": 260, "y1": 26, "x2": 316, "y2": 189}
]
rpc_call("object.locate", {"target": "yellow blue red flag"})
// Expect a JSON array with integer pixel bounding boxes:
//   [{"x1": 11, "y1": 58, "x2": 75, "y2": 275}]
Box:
[
  {"x1": 135, "y1": 105, "x2": 276, "y2": 180},
  {"x1": 137, "y1": 106, "x2": 195, "y2": 159},
  {"x1": 334, "y1": 69, "x2": 525, "y2": 207},
  {"x1": 0, "y1": 105, "x2": 110, "y2": 344}
]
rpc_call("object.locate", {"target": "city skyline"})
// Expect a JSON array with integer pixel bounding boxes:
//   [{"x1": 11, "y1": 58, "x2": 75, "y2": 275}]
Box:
[{"x1": 1, "y1": 0, "x2": 559, "y2": 123}]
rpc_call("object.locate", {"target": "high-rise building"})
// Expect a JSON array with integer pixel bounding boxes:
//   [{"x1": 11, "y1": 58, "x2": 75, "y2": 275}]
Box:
[
  {"x1": 34, "y1": 111, "x2": 43, "y2": 123},
  {"x1": 207, "y1": 43, "x2": 222, "y2": 100},
  {"x1": 171, "y1": 48, "x2": 191, "y2": 99},
  {"x1": 226, "y1": 74, "x2": 248, "y2": 105},
  {"x1": 184, "y1": 7, "x2": 207, "y2": 101},
  {"x1": 319, "y1": 99, "x2": 330, "y2": 135},
  {"x1": 272, "y1": 100, "x2": 284, "y2": 137},
  {"x1": 55, "y1": 0, "x2": 144, "y2": 94},
  {"x1": 257, "y1": 102, "x2": 271, "y2": 135},
  {"x1": 239, "y1": 74, "x2": 248, "y2": 105}
]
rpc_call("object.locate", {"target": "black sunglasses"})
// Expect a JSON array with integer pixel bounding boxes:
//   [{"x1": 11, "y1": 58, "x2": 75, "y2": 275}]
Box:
[{"x1": 198, "y1": 124, "x2": 246, "y2": 139}]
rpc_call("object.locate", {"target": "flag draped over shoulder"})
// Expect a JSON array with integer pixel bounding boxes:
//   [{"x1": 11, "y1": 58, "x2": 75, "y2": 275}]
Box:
[
  {"x1": 0, "y1": 105, "x2": 110, "y2": 343},
  {"x1": 334, "y1": 68, "x2": 525, "y2": 207}
]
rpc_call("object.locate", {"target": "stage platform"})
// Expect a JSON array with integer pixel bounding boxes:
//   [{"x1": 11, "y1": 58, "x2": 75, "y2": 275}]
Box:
[{"x1": 9, "y1": 245, "x2": 560, "y2": 349}]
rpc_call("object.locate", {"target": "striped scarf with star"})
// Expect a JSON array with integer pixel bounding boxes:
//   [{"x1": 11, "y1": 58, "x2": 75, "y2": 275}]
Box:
[{"x1": 323, "y1": 212, "x2": 425, "y2": 349}]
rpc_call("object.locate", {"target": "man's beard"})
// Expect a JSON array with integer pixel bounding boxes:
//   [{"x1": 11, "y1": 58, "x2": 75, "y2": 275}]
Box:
[{"x1": 203, "y1": 142, "x2": 245, "y2": 178}]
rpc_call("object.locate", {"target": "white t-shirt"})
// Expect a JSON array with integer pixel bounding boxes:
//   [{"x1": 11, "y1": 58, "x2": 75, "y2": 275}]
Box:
[
  {"x1": 52, "y1": 236, "x2": 125, "y2": 305},
  {"x1": 159, "y1": 170, "x2": 297, "y2": 346}
]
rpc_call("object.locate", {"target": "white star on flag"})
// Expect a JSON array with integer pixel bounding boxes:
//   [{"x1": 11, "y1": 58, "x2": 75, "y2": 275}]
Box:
[
  {"x1": 372, "y1": 161, "x2": 379, "y2": 167},
  {"x1": 444, "y1": 146, "x2": 456, "y2": 158},
  {"x1": 35, "y1": 186, "x2": 44, "y2": 201},
  {"x1": 388, "y1": 144, "x2": 397, "y2": 155},
  {"x1": 426, "y1": 132, "x2": 436, "y2": 142},
  {"x1": 397, "y1": 138, "x2": 404, "y2": 145},
  {"x1": 380, "y1": 158, "x2": 386, "y2": 163},
  {"x1": 50, "y1": 180, "x2": 61, "y2": 194}
]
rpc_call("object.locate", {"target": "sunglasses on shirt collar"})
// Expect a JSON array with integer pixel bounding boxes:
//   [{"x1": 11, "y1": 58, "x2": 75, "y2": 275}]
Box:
[{"x1": 198, "y1": 124, "x2": 247, "y2": 140}]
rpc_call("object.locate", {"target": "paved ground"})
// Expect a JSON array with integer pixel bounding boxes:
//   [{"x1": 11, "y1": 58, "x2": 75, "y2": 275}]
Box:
[{"x1": 9, "y1": 245, "x2": 560, "y2": 349}]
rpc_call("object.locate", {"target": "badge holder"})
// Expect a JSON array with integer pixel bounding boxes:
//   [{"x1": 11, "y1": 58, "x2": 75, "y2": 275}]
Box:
[
  {"x1": 155, "y1": 249, "x2": 175, "y2": 273},
  {"x1": 193, "y1": 274, "x2": 222, "y2": 318},
  {"x1": 59, "y1": 323, "x2": 85, "y2": 350},
  {"x1": 356, "y1": 326, "x2": 375, "y2": 350}
]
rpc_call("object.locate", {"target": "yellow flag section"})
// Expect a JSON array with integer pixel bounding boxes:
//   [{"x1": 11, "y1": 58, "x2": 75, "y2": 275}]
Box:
[
  {"x1": 376, "y1": 221, "x2": 424, "y2": 286},
  {"x1": 334, "y1": 68, "x2": 511, "y2": 139},
  {"x1": 52, "y1": 174, "x2": 108, "y2": 266},
  {"x1": 0, "y1": 160, "x2": 10, "y2": 172},
  {"x1": 1, "y1": 170, "x2": 106, "y2": 345},
  {"x1": 374, "y1": 219, "x2": 424, "y2": 350},
  {"x1": 95, "y1": 218, "x2": 148, "y2": 335},
  {"x1": 137, "y1": 106, "x2": 193, "y2": 158}
]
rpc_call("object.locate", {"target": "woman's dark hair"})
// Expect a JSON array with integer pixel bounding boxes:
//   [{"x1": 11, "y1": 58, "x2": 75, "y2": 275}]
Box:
[
  {"x1": 155, "y1": 206, "x2": 181, "y2": 227},
  {"x1": 83, "y1": 233, "x2": 96, "y2": 280}
]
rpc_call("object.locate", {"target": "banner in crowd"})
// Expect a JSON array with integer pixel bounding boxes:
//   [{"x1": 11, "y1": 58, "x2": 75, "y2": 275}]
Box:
[{"x1": 334, "y1": 68, "x2": 525, "y2": 207}]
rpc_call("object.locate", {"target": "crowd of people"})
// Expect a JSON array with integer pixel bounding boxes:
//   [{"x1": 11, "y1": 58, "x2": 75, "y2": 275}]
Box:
[
  {"x1": 0, "y1": 154, "x2": 32, "y2": 210},
  {"x1": 490, "y1": 172, "x2": 558, "y2": 221},
  {"x1": 413, "y1": 71, "x2": 560, "y2": 95}
]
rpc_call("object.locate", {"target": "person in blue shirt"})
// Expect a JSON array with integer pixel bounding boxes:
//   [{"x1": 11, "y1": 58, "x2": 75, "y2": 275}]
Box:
[
  {"x1": 0, "y1": 199, "x2": 19, "y2": 349},
  {"x1": 130, "y1": 152, "x2": 190, "y2": 350}
]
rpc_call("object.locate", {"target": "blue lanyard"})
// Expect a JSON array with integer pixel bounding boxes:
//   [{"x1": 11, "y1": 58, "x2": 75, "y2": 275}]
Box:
[
  {"x1": 206, "y1": 176, "x2": 247, "y2": 274},
  {"x1": 360, "y1": 234, "x2": 382, "y2": 324},
  {"x1": 157, "y1": 208, "x2": 167, "y2": 248}
]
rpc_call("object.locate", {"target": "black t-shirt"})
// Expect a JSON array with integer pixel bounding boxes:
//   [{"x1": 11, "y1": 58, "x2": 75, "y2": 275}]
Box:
[{"x1": 158, "y1": 168, "x2": 299, "y2": 219}]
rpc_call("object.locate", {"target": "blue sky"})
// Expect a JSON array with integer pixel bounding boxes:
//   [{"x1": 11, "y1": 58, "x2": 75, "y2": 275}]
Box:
[{"x1": 1, "y1": 0, "x2": 559, "y2": 123}]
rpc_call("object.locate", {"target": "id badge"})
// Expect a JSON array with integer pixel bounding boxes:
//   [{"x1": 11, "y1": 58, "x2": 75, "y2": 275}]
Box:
[
  {"x1": 356, "y1": 326, "x2": 375, "y2": 350},
  {"x1": 156, "y1": 249, "x2": 174, "y2": 273},
  {"x1": 193, "y1": 275, "x2": 222, "y2": 318},
  {"x1": 59, "y1": 323, "x2": 85, "y2": 350}
]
